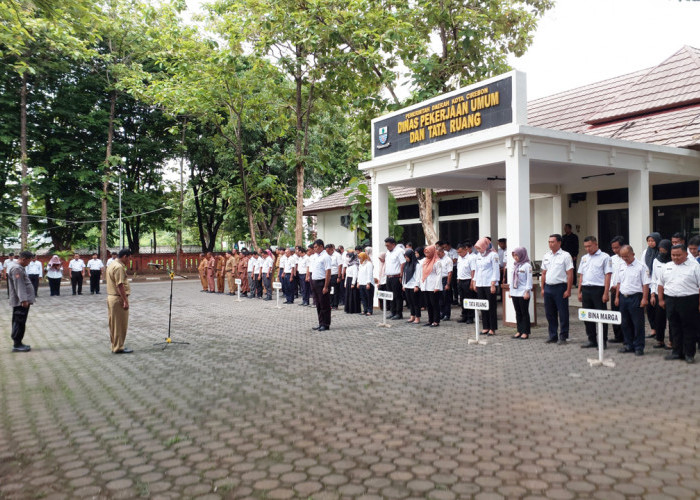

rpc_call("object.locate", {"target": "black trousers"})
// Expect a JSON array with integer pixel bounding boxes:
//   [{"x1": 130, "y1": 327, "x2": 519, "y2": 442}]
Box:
[
  {"x1": 299, "y1": 277, "x2": 310, "y2": 304},
  {"x1": 89, "y1": 270, "x2": 101, "y2": 294},
  {"x1": 71, "y1": 271, "x2": 83, "y2": 294},
  {"x1": 336, "y1": 274, "x2": 345, "y2": 305},
  {"x1": 610, "y1": 288, "x2": 623, "y2": 341},
  {"x1": 451, "y1": 266, "x2": 459, "y2": 303},
  {"x1": 404, "y1": 287, "x2": 421, "y2": 318},
  {"x1": 48, "y1": 277, "x2": 61, "y2": 296},
  {"x1": 359, "y1": 284, "x2": 374, "y2": 314},
  {"x1": 440, "y1": 277, "x2": 451, "y2": 318},
  {"x1": 12, "y1": 305, "x2": 30, "y2": 347},
  {"x1": 458, "y1": 279, "x2": 475, "y2": 320},
  {"x1": 386, "y1": 276, "x2": 403, "y2": 316},
  {"x1": 311, "y1": 279, "x2": 331, "y2": 327},
  {"x1": 665, "y1": 294, "x2": 699, "y2": 358},
  {"x1": 511, "y1": 296, "x2": 531, "y2": 334},
  {"x1": 476, "y1": 286, "x2": 498, "y2": 331},
  {"x1": 425, "y1": 290, "x2": 440, "y2": 324},
  {"x1": 28, "y1": 274, "x2": 40, "y2": 296},
  {"x1": 582, "y1": 285, "x2": 607, "y2": 344},
  {"x1": 654, "y1": 302, "x2": 667, "y2": 343},
  {"x1": 329, "y1": 275, "x2": 339, "y2": 308}
]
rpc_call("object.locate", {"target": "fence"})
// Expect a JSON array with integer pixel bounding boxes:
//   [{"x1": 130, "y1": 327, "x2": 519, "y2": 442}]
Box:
[{"x1": 3, "y1": 252, "x2": 205, "y2": 274}]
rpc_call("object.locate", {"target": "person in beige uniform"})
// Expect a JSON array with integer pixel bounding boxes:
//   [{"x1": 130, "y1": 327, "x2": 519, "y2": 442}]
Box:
[
  {"x1": 197, "y1": 253, "x2": 208, "y2": 292},
  {"x1": 225, "y1": 250, "x2": 236, "y2": 295},
  {"x1": 107, "y1": 249, "x2": 132, "y2": 354}
]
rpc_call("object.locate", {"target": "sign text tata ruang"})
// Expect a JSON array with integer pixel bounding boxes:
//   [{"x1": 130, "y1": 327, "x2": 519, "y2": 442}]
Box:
[{"x1": 372, "y1": 75, "x2": 514, "y2": 158}]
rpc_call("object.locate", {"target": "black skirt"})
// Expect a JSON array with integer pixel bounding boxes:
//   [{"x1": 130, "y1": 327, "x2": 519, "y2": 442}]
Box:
[{"x1": 344, "y1": 276, "x2": 361, "y2": 314}]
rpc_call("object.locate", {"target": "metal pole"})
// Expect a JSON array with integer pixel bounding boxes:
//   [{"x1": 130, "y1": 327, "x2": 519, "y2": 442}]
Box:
[
  {"x1": 475, "y1": 310, "x2": 480, "y2": 343},
  {"x1": 597, "y1": 322, "x2": 604, "y2": 363},
  {"x1": 118, "y1": 174, "x2": 123, "y2": 250}
]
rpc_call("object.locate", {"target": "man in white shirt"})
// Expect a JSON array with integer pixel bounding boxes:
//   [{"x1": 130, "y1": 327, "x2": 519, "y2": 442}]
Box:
[
  {"x1": 310, "y1": 239, "x2": 332, "y2": 331},
  {"x1": 246, "y1": 251, "x2": 255, "y2": 298},
  {"x1": 326, "y1": 245, "x2": 342, "y2": 309},
  {"x1": 281, "y1": 248, "x2": 296, "y2": 304},
  {"x1": 456, "y1": 242, "x2": 476, "y2": 324},
  {"x1": 26, "y1": 255, "x2": 43, "y2": 297},
  {"x1": 608, "y1": 236, "x2": 626, "y2": 343},
  {"x1": 614, "y1": 245, "x2": 650, "y2": 356},
  {"x1": 87, "y1": 253, "x2": 105, "y2": 295},
  {"x1": 437, "y1": 247, "x2": 454, "y2": 320},
  {"x1": 658, "y1": 244, "x2": 700, "y2": 363},
  {"x1": 384, "y1": 237, "x2": 405, "y2": 320},
  {"x1": 262, "y1": 250, "x2": 274, "y2": 300},
  {"x1": 106, "y1": 252, "x2": 117, "y2": 268},
  {"x1": 541, "y1": 234, "x2": 574, "y2": 344},
  {"x1": 577, "y1": 236, "x2": 612, "y2": 349},
  {"x1": 337, "y1": 245, "x2": 346, "y2": 307},
  {"x1": 497, "y1": 238, "x2": 508, "y2": 284},
  {"x1": 296, "y1": 246, "x2": 311, "y2": 306},
  {"x1": 68, "y1": 254, "x2": 87, "y2": 295}
]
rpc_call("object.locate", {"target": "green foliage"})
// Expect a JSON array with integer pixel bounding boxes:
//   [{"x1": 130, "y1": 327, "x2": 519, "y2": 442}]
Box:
[{"x1": 345, "y1": 178, "x2": 370, "y2": 245}]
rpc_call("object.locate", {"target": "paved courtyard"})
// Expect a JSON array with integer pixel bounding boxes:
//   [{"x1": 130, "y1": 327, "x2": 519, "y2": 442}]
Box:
[{"x1": 1, "y1": 280, "x2": 699, "y2": 499}]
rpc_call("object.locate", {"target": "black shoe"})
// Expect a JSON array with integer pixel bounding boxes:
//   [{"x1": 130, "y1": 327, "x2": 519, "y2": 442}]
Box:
[
  {"x1": 581, "y1": 342, "x2": 598, "y2": 349},
  {"x1": 317, "y1": 326, "x2": 329, "y2": 332},
  {"x1": 557, "y1": 340, "x2": 567, "y2": 345},
  {"x1": 635, "y1": 350, "x2": 644, "y2": 356},
  {"x1": 391, "y1": 316, "x2": 403, "y2": 320},
  {"x1": 429, "y1": 323, "x2": 440, "y2": 327},
  {"x1": 78, "y1": 293, "x2": 82, "y2": 295},
  {"x1": 608, "y1": 338, "x2": 623, "y2": 344},
  {"x1": 263, "y1": 298, "x2": 271, "y2": 301},
  {"x1": 457, "y1": 319, "x2": 467, "y2": 323},
  {"x1": 442, "y1": 317, "x2": 451, "y2": 321},
  {"x1": 73, "y1": 292, "x2": 77, "y2": 295},
  {"x1": 686, "y1": 356, "x2": 695, "y2": 364},
  {"x1": 422, "y1": 323, "x2": 432, "y2": 327},
  {"x1": 665, "y1": 353, "x2": 681, "y2": 360},
  {"x1": 545, "y1": 339, "x2": 557, "y2": 344},
  {"x1": 12, "y1": 345, "x2": 31, "y2": 352},
  {"x1": 653, "y1": 343, "x2": 667, "y2": 349},
  {"x1": 466, "y1": 319, "x2": 474, "y2": 324},
  {"x1": 95, "y1": 292, "x2": 100, "y2": 294},
  {"x1": 618, "y1": 347, "x2": 635, "y2": 353}
]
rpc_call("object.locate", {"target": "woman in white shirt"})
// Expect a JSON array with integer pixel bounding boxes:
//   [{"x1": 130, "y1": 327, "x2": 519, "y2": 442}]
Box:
[
  {"x1": 45, "y1": 255, "x2": 64, "y2": 296},
  {"x1": 420, "y1": 245, "x2": 443, "y2": 327},
  {"x1": 472, "y1": 237, "x2": 500, "y2": 336},
  {"x1": 357, "y1": 252, "x2": 374, "y2": 315},
  {"x1": 510, "y1": 247, "x2": 533, "y2": 339},
  {"x1": 402, "y1": 248, "x2": 423, "y2": 324},
  {"x1": 649, "y1": 239, "x2": 671, "y2": 349},
  {"x1": 344, "y1": 250, "x2": 361, "y2": 314}
]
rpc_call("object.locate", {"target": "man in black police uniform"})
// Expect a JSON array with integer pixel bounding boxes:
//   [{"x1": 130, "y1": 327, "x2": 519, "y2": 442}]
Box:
[
  {"x1": 657, "y1": 244, "x2": 700, "y2": 364},
  {"x1": 561, "y1": 224, "x2": 579, "y2": 286}
]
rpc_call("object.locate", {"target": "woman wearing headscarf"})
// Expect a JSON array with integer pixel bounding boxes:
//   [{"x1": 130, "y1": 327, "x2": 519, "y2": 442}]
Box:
[
  {"x1": 420, "y1": 245, "x2": 443, "y2": 327},
  {"x1": 375, "y1": 251, "x2": 387, "y2": 312},
  {"x1": 357, "y1": 252, "x2": 374, "y2": 315},
  {"x1": 344, "y1": 250, "x2": 361, "y2": 314},
  {"x1": 46, "y1": 255, "x2": 64, "y2": 296},
  {"x1": 471, "y1": 237, "x2": 500, "y2": 335},
  {"x1": 403, "y1": 248, "x2": 423, "y2": 324},
  {"x1": 650, "y1": 239, "x2": 671, "y2": 349},
  {"x1": 415, "y1": 246, "x2": 428, "y2": 311},
  {"x1": 641, "y1": 232, "x2": 661, "y2": 337},
  {"x1": 510, "y1": 247, "x2": 533, "y2": 339}
]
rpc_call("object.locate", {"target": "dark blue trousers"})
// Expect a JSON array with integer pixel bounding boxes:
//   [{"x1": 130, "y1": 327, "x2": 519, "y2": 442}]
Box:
[
  {"x1": 619, "y1": 293, "x2": 645, "y2": 352},
  {"x1": 544, "y1": 283, "x2": 569, "y2": 340},
  {"x1": 282, "y1": 274, "x2": 294, "y2": 303}
]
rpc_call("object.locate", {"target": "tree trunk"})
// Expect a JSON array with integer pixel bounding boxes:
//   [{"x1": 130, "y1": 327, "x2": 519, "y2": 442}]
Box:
[
  {"x1": 19, "y1": 72, "x2": 28, "y2": 250},
  {"x1": 294, "y1": 44, "x2": 305, "y2": 246},
  {"x1": 232, "y1": 115, "x2": 258, "y2": 250},
  {"x1": 102, "y1": 90, "x2": 116, "y2": 260},
  {"x1": 417, "y1": 188, "x2": 438, "y2": 245},
  {"x1": 152, "y1": 228, "x2": 156, "y2": 253},
  {"x1": 192, "y1": 182, "x2": 208, "y2": 252},
  {"x1": 176, "y1": 119, "x2": 186, "y2": 271}
]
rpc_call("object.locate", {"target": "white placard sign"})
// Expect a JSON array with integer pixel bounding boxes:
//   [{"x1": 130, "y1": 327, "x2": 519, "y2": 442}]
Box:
[
  {"x1": 234, "y1": 279, "x2": 242, "y2": 285},
  {"x1": 578, "y1": 309, "x2": 621, "y2": 325},
  {"x1": 377, "y1": 290, "x2": 394, "y2": 300},
  {"x1": 463, "y1": 299, "x2": 489, "y2": 310},
  {"x1": 273, "y1": 282, "x2": 282, "y2": 289}
]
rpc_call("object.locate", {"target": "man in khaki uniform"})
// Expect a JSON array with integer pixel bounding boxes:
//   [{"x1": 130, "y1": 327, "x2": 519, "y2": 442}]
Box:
[
  {"x1": 225, "y1": 250, "x2": 237, "y2": 295},
  {"x1": 216, "y1": 254, "x2": 226, "y2": 293},
  {"x1": 107, "y1": 249, "x2": 132, "y2": 354},
  {"x1": 197, "y1": 253, "x2": 208, "y2": 292},
  {"x1": 207, "y1": 252, "x2": 216, "y2": 293},
  {"x1": 237, "y1": 250, "x2": 249, "y2": 296}
]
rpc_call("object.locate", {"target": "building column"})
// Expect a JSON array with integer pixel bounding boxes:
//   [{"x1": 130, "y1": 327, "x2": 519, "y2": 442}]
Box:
[
  {"x1": 628, "y1": 169, "x2": 650, "y2": 250},
  {"x1": 371, "y1": 177, "x2": 389, "y2": 263},
  {"x1": 480, "y1": 188, "x2": 498, "y2": 239},
  {"x1": 552, "y1": 188, "x2": 563, "y2": 235}
]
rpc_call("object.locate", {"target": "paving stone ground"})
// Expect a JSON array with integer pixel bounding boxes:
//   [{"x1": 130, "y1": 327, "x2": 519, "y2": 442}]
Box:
[{"x1": 1, "y1": 280, "x2": 699, "y2": 500}]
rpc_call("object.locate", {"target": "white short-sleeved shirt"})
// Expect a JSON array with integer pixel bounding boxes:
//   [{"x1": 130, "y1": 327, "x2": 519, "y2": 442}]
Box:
[
  {"x1": 247, "y1": 257, "x2": 255, "y2": 272},
  {"x1": 253, "y1": 257, "x2": 263, "y2": 273},
  {"x1": 87, "y1": 258, "x2": 105, "y2": 271},
  {"x1": 474, "y1": 252, "x2": 500, "y2": 287},
  {"x1": 657, "y1": 258, "x2": 700, "y2": 297},
  {"x1": 106, "y1": 257, "x2": 116, "y2": 267},
  {"x1": 384, "y1": 246, "x2": 404, "y2": 276},
  {"x1": 578, "y1": 249, "x2": 612, "y2": 287},
  {"x1": 439, "y1": 255, "x2": 452, "y2": 278},
  {"x1": 68, "y1": 259, "x2": 86, "y2": 272},
  {"x1": 297, "y1": 254, "x2": 310, "y2": 274},
  {"x1": 402, "y1": 264, "x2": 422, "y2": 288},
  {"x1": 541, "y1": 249, "x2": 573, "y2": 285},
  {"x1": 456, "y1": 253, "x2": 474, "y2": 279},
  {"x1": 610, "y1": 254, "x2": 624, "y2": 290},
  {"x1": 283, "y1": 255, "x2": 296, "y2": 273},
  {"x1": 3, "y1": 258, "x2": 15, "y2": 270},
  {"x1": 312, "y1": 252, "x2": 332, "y2": 280},
  {"x1": 262, "y1": 256, "x2": 274, "y2": 273},
  {"x1": 421, "y1": 260, "x2": 443, "y2": 292},
  {"x1": 27, "y1": 260, "x2": 43, "y2": 276},
  {"x1": 615, "y1": 259, "x2": 651, "y2": 295},
  {"x1": 358, "y1": 261, "x2": 374, "y2": 286},
  {"x1": 329, "y1": 251, "x2": 340, "y2": 275}
]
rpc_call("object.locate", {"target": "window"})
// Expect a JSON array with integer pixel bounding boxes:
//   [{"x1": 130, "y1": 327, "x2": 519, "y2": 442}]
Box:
[
  {"x1": 397, "y1": 204, "x2": 420, "y2": 220},
  {"x1": 652, "y1": 181, "x2": 699, "y2": 201},
  {"x1": 597, "y1": 188, "x2": 628, "y2": 205},
  {"x1": 438, "y1": 197, "x2": 479, "y2": 216}
]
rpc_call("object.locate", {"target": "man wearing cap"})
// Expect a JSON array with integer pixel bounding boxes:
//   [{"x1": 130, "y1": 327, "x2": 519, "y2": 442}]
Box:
[{"x1": 8, "y1": 251, "x2": 35, "y2": 352}]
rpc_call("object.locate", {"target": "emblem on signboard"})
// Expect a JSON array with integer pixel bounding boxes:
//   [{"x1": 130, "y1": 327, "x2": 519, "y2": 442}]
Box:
[{"x1": 378, "y1": 126, "x2": 388, "y2": 145}]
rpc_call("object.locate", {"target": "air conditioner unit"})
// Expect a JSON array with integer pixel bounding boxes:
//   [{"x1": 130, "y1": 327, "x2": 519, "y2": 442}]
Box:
[{"x1": 340, "y1": 215, "x2": 351, "y2": 228}]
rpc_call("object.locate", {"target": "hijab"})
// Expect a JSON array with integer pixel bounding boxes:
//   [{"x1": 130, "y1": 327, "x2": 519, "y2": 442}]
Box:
[
  {"x1": 358, "y1": 252, "x2": 368, "y2": 263},
  {"x1": 347, "y1": 251, "x2": 359, "y2": 267},
  {"x1": 511, "y1": 247, "x2": 530, "y2": 288},
  {"x1": 475, "y1": 237, "x2": 496, "y2": 256},
  {"x1": 645, "y1": 232, "x2": 661, "y2": 271},
  {"x1": 403, "y1": 248, "x2": 418, "y2": 282},
  {"x1": 48, "y1": 255, "x2": 62, "y2": 270},
  {"x1": 421, "y1": 245, "x2": 440, "y2": 279},
  {"x1": 415, "y1": 246, "x2": 425, "y2": 260},
  {"x1": 656, "y1": 239, "x2": 672, "y2": 264}
]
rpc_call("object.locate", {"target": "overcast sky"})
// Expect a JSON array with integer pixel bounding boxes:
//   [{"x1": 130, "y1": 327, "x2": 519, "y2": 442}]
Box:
[{"x1": 184, "y1": 0, "x2": 700, "y2": 100}]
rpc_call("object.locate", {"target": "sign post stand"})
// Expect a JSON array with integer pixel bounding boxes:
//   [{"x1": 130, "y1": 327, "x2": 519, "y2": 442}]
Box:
[
  {"x1": 578, "y1": 308, "x2": 621, "y2": 368},
  {"x1": 273, "y1": 281, "x2": 282, "y2": 309},
  {"x1": 465, "y1": 299, "x2": 490, "y2": 345},
  {"x1": 377, "y1": 290, "x2": 393, "y2": 328},
  {"x1": 235, "y1": 278, "x2": 242, "y2": 302}
]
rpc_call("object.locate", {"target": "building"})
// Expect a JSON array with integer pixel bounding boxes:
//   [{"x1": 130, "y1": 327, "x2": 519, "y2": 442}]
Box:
[{"x1": 304, "y1": 46, "x2": 700, "y2": 260}]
